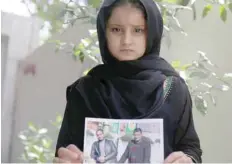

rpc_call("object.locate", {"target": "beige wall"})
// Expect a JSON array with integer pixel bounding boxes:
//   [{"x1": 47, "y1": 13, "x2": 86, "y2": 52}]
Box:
[
  {"x1": 9, "y1": 1, "x2": 232, "y2": 163},
  {"x1": 10, "y1": 21, "x2": 96, "y2": 163},
  {"x1": 1, "y1": 34, "x2": 9, "y2": 89},
  {"x1": 1, "y1": 12, "x2": 42, "y2": 163}
]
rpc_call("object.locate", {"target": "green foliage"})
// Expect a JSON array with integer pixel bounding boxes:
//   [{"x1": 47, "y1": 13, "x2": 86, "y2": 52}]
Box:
[
  {"x1": 220, "y1": 5, "x2": 227, "y2": 22},
  {"x1": 88, "y1": 0, "x2": 102, "y2": 8},
  {"x1": 200, "y1": 0, "x2": 232, "y2": 22},
  {"x1": 202, "y1": 4, "x2": 213, "y2": 17},
  {"x1": 172, "y1": 51, "x2": 232, "y2": 115},
  {"x1": 229, "y1": 2, "x2": 232, "y2": 13},
  {"x1": 18, "y1": 114, "x2": 62, "y2": 163}
]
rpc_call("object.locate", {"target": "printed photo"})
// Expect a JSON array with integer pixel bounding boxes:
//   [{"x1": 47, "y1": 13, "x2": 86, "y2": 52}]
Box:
[{"x1": 83, "y1": 118, "x2": 164, "y2": 163}]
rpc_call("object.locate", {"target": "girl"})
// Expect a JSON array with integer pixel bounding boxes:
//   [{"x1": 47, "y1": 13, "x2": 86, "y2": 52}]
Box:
[{"x1": 54, "y1": 0, "x2": 202, "y2": 163}]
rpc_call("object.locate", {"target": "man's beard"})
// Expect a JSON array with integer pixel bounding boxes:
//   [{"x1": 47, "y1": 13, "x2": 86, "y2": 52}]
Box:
[{"x1": 98, "y1": 138, "x2": 104, "y2": 141}]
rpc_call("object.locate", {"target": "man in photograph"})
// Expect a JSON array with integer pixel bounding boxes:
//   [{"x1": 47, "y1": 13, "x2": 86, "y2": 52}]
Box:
[
  {"x1": 118, "y1": 128, "x2": 151, "y2": 163},
  {"x1": 90, "y1": 129, "x2": 117, "y2": 163}
]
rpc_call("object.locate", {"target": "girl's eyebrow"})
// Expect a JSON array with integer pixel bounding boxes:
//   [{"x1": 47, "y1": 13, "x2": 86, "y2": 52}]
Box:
[
  {"x1": 108, "y1": 24, "x2": 145, "y2": 27},
  {"x1": 108, "y1": 24, "x2": 122, "y2": 27}
]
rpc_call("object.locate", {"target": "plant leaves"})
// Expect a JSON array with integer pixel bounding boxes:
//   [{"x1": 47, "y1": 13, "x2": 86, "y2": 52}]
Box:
[
  {"x1": 79, "y1": 51, "x2": 85, "y2": 63},
  {"x1": 181, "y1": 64, "x2": 192, "y2": 70},
  {"x1": 56, "y1": 115, "x2": 63, "y2": 123},
  {"x1": 213, "y1": 84, "x2": 230, "y2": 91},
  {"x1": 162, "y1": 0, "x2": 180, "y2": 4},
  {"x1": 220, "y1": 5, "x2": 227, "y2": 22},
  {"x1": 42, "y1": 139, "x2": 52, "y2": 149},
  {"x1": 189, "y1": 71, "x2": 209, "y2": 79},
  {"x1": 210, "y1": 95, "x2": 217, "y2": 106},
  {"x1": 21, "y1": 153, "x2": 27, "y2": 161},
  {"x1": 220, "y1": 85, "x2": 230, "y2": 91},
  {"x1": 83, "y1": 69, "x2": 90, "y2": 76},
  {"x1": 33, "y1": 145, "x2": 43, "y2": 153},
  {"x1": 161, "y1": 7, "x2": 168, "y2": 25},
  {"x1": 19, "y1": 134, "x2": 27, "y2": 140},
  {"x1": 228, "y1": 3, "x2": 232, "y2": 13},
  {"x1": 180, "y1": 0, "x2": 191, "y2": 6},
  {"x1": 205, "y1": 92, "x2": 217, "y2": 106},
  {"x1": 191, "y1": 2, "x2": 197, "y2": 20},
  {"x1": 197, "y1": 51, "x2": 216, "y2": 67},
  {"x1": 171, "y1": 60, "x2": 181, "y2": 68},
  {"x1": 28, "y1": 152, "x2": 39, "y2": 158},
  {"x1": 170, "y1": 16, "x2": 187, "y2": 36},
  {"x1": 38, "y1": 128, "x2": 48, "y2": 134},
  {"x1": 163, "y1": 0, "x2": 190, "y2": 5},
  {"x1": 189, "y1": 0, "x2": 196, "y2": 5},
  {"x1": 223, "y1": 73, "x2": 232, "y2": 78},
  {"x1": 194, "y1": 96, "x2": 208, "y2": 115},
  {"x1": 219, "y1": 0, "x2": 226, "y2": 5},
  {"x1": 73, "y1": 42, "x2": 86, "y2": 60},
  {"x1": 74, "y1": 48, "x2": 81, "y2": 57},
  {"x1": 28, "y1": 122, "x2": 37, "y2": 132},
  {"x1": 202, "y1": 4, "x2": 212, "y2": 18},
  {"x1": 78, "y1": 42, "x2": 85, "y2": 50},
  {"x1": 201, "y1": 82, "x2": 212, "y2": 88},
  {"x1": 88, "y1": 29, "x2": 97, "y2": 37},
  {"x1": 88, "y1": 0, "x2": 101, "y2": 8},
  {"x1": 81, "y1": 38, "x2": 91, "y2": 47},
  {"x1": 179, "y1": 71, "x2": 187, "y2": 80}
]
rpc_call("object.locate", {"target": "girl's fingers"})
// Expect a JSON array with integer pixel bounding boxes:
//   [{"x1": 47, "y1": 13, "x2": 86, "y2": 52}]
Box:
[
  {"x1": 66, "y1": 144, "x2": 83, "y2": 163},
  {"x1": 164, "y1": 151, "x2": 184, "y2": 163},
  {"x1": 57, "y1": 147, "x2": 78, "y2": 162},
  {"x1": 53, "y1": 157, "x2": 69, "y2": 163}
]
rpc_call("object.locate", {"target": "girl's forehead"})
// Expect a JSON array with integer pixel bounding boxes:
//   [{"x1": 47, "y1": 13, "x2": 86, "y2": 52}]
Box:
[
  {"x1": 111, "y1": 4, "x2": 143, "y2": 15},
  {"x1": 108, "y1": 5, "x2": 146, "y2": 25}
]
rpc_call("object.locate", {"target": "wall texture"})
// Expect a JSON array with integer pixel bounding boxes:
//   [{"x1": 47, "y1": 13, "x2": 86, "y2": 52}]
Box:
[{"x1": 1, "y1": 11, "x2": 42, "y2": 162}]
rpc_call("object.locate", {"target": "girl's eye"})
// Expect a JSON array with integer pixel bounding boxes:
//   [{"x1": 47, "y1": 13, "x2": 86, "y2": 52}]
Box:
[
  {"x1": 111, "y1": 27, "x2": 121, "y2": 33},
  {"x1": 134, "y1": 28, "x2": 144, "y2": 33}
]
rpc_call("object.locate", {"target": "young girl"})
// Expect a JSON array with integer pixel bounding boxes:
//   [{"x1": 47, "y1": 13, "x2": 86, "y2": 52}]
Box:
[{"x1": 54, "y1": 0, "x2": 202, "y2": 163}]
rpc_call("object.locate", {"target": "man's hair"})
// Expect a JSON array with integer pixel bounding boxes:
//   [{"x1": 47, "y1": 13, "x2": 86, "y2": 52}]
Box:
[
  {"x1": 133, "y1": 128, "x2": 142, "y2": 134},
  {"x1": 96, "y1": 128, "x2": 104, "y2": 134}
]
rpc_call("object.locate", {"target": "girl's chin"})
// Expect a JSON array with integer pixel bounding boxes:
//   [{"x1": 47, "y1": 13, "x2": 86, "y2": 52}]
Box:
[{"x1": 116, "y1": 56, "x2": 140, "y2": 61}]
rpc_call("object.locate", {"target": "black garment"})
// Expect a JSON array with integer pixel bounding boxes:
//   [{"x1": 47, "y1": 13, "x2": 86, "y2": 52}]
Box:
[
  {"x1": 119, "y1": 137, "x2": 151, "y2": 163},
  {"x1": 55, "y1": 0, "x2": 202, "y2": 163},
  {"x1": 90, "y1": 139, "x2": 117, "y2": 163}
]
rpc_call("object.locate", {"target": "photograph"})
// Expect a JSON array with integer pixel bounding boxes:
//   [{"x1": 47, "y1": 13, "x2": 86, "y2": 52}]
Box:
[{"x1": 83, "y1": 118, "x2": 164, "y2": 163}]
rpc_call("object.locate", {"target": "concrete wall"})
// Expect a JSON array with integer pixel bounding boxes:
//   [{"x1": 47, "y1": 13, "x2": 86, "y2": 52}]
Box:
[
  {"x1": 1, "y1": 34, "x2": 9, "y2": 90},
  {"x1": 10, "y1": 20, "x2": 95, "y2": 163},
  {"x1": 1, "y1": 11, "x2": 42, "y2": 162},
  {"x1": 8, "y1": 0, "x2": 232, "y2": 163}
]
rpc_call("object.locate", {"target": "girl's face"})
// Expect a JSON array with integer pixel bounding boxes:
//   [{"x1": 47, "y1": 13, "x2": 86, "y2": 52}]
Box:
[{"x1": 106, "y1": 4, "x2": 147, "y2": 61}]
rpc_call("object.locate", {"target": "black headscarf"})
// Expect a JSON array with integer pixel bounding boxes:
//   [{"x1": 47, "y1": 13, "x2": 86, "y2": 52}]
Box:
[{"x1": 77, "y1": 0, "x2": 180, "y2": 119}]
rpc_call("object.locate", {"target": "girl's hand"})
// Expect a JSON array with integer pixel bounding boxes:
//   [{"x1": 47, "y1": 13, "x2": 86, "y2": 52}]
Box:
[
  {"x1": 53, "y1": 144, "x2": 83, "y2": 163},
  {"x1": 164, "y1": 151, "x2": 193, "y2": 163}
]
